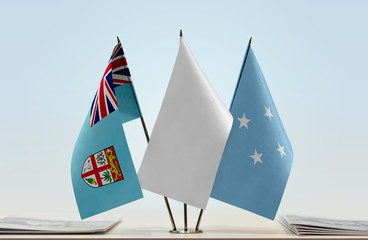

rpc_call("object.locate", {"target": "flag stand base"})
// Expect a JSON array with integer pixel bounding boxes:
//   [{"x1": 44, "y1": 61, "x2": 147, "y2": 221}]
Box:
[
  {"x1": 169, "y1": 229, "x2": 203, "y2": 234},
  {"x1": 168, "y1": 204, "x2": 204, "y2": 234}
]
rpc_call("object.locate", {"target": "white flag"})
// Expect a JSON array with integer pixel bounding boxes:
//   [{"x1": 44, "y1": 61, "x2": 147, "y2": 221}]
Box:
[{"x1": 138, "y1": 36, "x2": 232, "y2": 209}]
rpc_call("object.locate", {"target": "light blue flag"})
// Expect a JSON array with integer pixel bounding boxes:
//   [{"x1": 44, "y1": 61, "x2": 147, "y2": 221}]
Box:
[
  {"x1": 71, "y1": 42, "x2": 143, "y2": 219},
  {"x1": 211, "y1": 42, "x2": 293, "y2": 220}
]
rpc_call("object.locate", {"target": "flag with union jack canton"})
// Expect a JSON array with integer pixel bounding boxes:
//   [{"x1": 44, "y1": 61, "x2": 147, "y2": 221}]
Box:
[{"x1": 72, "y1": 40, "x2": 143, "y2": 219}]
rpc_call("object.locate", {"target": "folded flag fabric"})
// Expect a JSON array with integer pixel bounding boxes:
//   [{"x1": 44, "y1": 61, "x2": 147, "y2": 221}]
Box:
[
  {"x1": 211, "y1": 42, "x2": 293, "y2": 220},
  {"x1": 71, "y1": 41, "x2": 143, "y2": 219},
  {"x1": 138, "y1": 35, "x2": 232, "y2": 209}
]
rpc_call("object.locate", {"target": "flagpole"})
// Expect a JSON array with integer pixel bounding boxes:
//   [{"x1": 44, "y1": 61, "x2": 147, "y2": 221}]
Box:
[
  {"x1": 184, "y1": 203, "x2": 188, "y2": 232},
  {"x1": 116, "y1": 36, "x2": 177, "y2": 232},
  {"x1": 139, "y1": 116, "x2": 177, "y2": 231},
  {"x1": 179, "y1": 29, "x2": 204, "y2": 233},
  {"x1": 164, "y1": 195, "x2": 177, "y2": 231},
  {"x1": 229, "y1": 36, "x2": 252, "y2": 111},
  {"x1": 180, "y1": 29, "x2": 190, "y2": 233},
  {"x1": 195, "y1": 209, "x2": 203, "y2": 231}
]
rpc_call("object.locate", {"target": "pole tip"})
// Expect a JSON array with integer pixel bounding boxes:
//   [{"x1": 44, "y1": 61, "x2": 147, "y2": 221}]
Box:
[
  {"x1": 248, "y1": 36, "x2": 252, "y2": 45},
  {"x1": 117, "y1": 36, "x2": 121, "y2": 44},
  {"x1": 180, "y1": 29, "x2": 183, "y2": 37}
]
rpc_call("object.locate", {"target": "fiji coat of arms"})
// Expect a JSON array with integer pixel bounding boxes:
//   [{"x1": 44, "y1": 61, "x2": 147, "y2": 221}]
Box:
[{"x1": 81, "y1": 146, "x2": 124, "y2": 187}]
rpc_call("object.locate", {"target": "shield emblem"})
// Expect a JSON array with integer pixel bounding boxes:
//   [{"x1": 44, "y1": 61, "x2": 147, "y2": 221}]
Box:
[{"x1": 81, "y1": 146, "x2": 124, "y2": 188}]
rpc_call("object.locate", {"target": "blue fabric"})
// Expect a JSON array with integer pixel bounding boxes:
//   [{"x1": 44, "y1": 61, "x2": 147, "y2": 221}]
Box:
[
  {"x1": 211, "y1": 46, "x2": 293, "y2": 220},
  {"x1": 71, "y1": 83, "x2": 142, "y2": 219},
  {"x1": 116, "y1": 83, "x2": 142, "y2": 122}
]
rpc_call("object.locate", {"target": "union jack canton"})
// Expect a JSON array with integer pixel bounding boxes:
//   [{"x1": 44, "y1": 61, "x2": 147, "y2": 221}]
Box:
[{"x1": 90, "y1": 43, "x2": 132, "y2": 127}]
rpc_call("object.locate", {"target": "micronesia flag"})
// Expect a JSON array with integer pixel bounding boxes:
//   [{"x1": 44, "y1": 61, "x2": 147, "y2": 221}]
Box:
[
  {"x1": 71, "y1": 41, "x2": 143, "y2": 219},
  {"x1": 211, "y1": 40, "x2": 293, "y2": 220}
]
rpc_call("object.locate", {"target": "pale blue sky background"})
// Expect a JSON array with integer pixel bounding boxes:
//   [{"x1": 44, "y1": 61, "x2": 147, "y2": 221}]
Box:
[{"x1": 0, "y1": 0, "x2": 368, "y2": 223}]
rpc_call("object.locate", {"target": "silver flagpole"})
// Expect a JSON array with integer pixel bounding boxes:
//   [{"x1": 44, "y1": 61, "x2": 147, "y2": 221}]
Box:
[
  {"x1": 193, "y1": 36, "x2": 253, "y2": 233},
  {"x1": 177, "y1": 30, "x2": 203, "y2": 234}
]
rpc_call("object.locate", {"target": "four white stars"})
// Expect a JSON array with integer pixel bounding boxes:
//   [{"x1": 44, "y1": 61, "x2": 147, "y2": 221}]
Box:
[
  {"x1": 238, "y1": 105, "x2": 287, "y2": 165},
  {"x1": 237, "y1": 113, "x2": 251, "y2": 129}
]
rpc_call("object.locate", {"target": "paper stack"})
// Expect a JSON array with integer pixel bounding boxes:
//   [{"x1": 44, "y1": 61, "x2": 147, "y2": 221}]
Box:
[
  {"x1": 280, "y1": 215, "x2": 368, "y2": 236},
  {"x1": 0, "y1": 216, "x2": 119, "y2": 234}
]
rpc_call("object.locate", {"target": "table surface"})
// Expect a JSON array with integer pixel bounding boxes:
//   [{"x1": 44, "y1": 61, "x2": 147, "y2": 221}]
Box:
[{"x1": 0, "y1": 213, "x2": 367, "y2": 240}]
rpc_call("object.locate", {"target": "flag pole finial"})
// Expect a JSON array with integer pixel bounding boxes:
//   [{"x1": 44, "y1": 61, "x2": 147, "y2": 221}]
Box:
[
  {"x1": 248, "y1": 37, "x2": 252, "y2": 45},
  {"x1": 117, "y1": 36, "x2": 121, "y2": 44},
  {"x1": 180, "y1": 29, "x2": 183, "y2": 37}
]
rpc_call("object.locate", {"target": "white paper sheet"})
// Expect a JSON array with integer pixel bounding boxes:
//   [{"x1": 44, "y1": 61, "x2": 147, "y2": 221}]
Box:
[{"x1": 0, "y1": 216, "x2": 119, "y2": 234}]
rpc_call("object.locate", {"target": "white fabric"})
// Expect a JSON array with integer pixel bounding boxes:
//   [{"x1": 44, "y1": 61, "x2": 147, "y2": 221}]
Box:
[{"x1": 138, "y1": 37, "x2": 232, "y2": 209}]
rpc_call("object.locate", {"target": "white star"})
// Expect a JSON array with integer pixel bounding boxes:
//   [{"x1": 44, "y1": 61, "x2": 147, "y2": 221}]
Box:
[
  {"x1": 264, "y1": 106, "x2": 274, "y2": 121},
  {"x1": 276, "y1": 143, "x2": 286, "y2": 158},
  {"x1": 250, "y1": 149, "x2": 263, "y2": 165},
  {"x1": 237, "y1": 113, "x2": 251, "y2": 129}
]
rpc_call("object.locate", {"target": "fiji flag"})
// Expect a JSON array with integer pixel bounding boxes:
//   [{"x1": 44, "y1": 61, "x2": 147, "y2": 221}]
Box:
[
  {"x1": 71, "y1": 40, "x2": 143, "y2": 219},
  {"x1": 211, "y1": 39, "x2": 293, "y2": 220}
]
